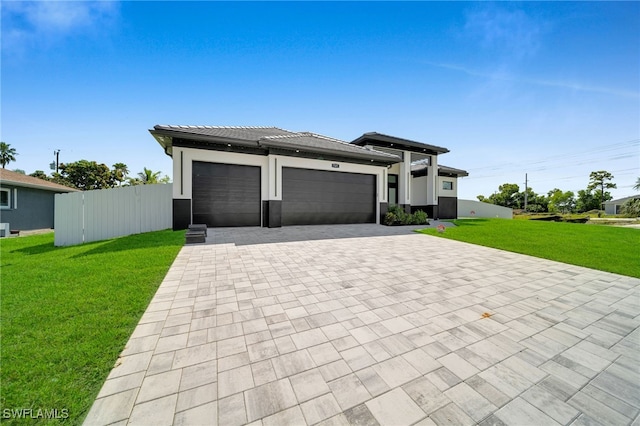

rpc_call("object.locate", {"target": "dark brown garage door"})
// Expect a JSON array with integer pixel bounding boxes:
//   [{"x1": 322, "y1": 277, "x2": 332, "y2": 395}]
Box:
[
  {"x1": 282, "y1": 167, "x2": 376, "y2": 225},
  {"x1": 192, "y1": 161, "x2": 261, "y2": 227}
]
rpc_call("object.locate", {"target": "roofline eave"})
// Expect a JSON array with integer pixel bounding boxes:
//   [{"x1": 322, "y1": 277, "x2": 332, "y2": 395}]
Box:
[
  {"x1": 352, "y1": 133, "x2": 450, "y2": 155},
  {"x1": 149, "y1": 128, "x2": 262, "y2": 155},
  {"x1": 259, "y1": 139, "x2": 400, "y2": 164},
  {"x1": 0, "y1": 180, "x2": 78, "y2": 192}
]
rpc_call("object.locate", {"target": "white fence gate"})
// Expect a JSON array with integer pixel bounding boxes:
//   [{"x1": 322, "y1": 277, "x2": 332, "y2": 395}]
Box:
[{"x1": 55, "y1": 184, "x2": 172, "y2": 246}]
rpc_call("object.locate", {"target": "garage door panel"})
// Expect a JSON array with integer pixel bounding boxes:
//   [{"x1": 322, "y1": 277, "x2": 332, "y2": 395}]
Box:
[
  {"x1": 192, "y1": 162, "x2": 261, "y2": 227},
  {"x1": 282, "y1": 167, "x2": 376, "y2": 225},
  {"x1": 283, "y1": 212, "x2": 371, "y2": 225},
  {"x1": 285, "y1": 202, "x2": 374, "y2": 213},
  {"x1": 193, "y1": 212, "x2": 259, "y2": 227}
]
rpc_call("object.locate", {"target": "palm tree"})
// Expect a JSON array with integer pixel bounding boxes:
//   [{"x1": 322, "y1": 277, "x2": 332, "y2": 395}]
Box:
[
  {"x1": 0, "y1": 142, "x2": 18, "y2": 168},
  {"x1": 138, "y1": 167, "x2": 161, "y2": 184},
  {"x1": 126, "y1": 168, "x2": 170, "y2": 186},
  {"x1": 112, "y1": 163, "x2": 129, "y2": 186},
  {"x1": 634, "y1": 177, "x2": 640, "y2": 192}
]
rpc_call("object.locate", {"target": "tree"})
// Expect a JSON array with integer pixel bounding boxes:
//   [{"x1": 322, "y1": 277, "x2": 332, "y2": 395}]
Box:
[
  {"x1": 634, "y1": 177, "x2": 640, "y2": 192},
  {"x1": 0, "y1": 142, "x2": 18, "y2": 168},
  {"x1": 620, "y1": 198, "x2": 640, "y2": 218},
  {"x1": 56, "y1": 160, "x2": 114, "y2": 190},
  {"x1": 547, "y1": 188, "x2": 575, "y2": 213},
  {"x1": 138, "y1": 167, "x2": 161, "y2": 184},
  {"x1": 53, "y1": 160, "x2": 131, "y2": 190},
  {"x1": 522, "y1": 189, "x2": 548, "y2": 213},
  {"x1": 587, "y1": 171, "x2": 616, "y2": 210},
  {"x1": 575, "y1": 189, "x2": 599, "y2": 213},
  {"x1": 12, "y1": 169, "x2": 25, "y2": 174},
  {"x1": 126, "y1": 168, "x2": 170, "y2": 186},
  {"x1": 477, "y1": 183, "x2": 522, "y2": 208},
  {"x1": 111, "y1": 163, "x2": 129, "y2": 186},
  {"x1": 29, "y1": 170, "x2": 51, "y2": 181}
]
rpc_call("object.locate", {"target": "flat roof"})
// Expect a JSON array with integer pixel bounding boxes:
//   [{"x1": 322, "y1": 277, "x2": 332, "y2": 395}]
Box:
[
  {"x1": 410, "y1": 163, "x2": 469, "y2": 177},
  {"x1": 351, "y1": 132, "x2": 450, "y2": 155}
]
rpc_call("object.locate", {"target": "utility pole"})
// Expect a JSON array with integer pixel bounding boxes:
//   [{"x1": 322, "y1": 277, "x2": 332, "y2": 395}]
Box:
[
  {"x1": 54, "y1": 149, "x2": 60, "y2": 173},
  {"x1": 524, "y1": 173, "x2": 528, "y2": 212}
]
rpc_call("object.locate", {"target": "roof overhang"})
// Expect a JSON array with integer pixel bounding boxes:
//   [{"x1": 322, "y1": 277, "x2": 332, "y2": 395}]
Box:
[
  {"x1": 351, "y1": 132, "x2": 449, "y2": 155},
  {"x1": 259, "y1": 136, "x2": 398, "y2": 164},
  {"x1": 409, "y1": 163, "x2": 469, "y2": 178},
  {"x1": 150, "y1": 126, "x2": 400, "y2": 165},
  {"x1": 150, "y1": 128, "x2": 261, "y2": 157},
  {"x1": 438, "y1": 165, "x2": 469, "y2": 177},
  {"x1": 0, "y1": 179, "x2": 78, "y2": 192}
]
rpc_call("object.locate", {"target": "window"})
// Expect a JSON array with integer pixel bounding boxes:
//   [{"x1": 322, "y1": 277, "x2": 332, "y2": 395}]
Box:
[
  {"x1": 442, "y1": 181, "x2": 453, "y2": 190},
  {"x1": 388, "y1": 174, "x2": 398, "y2": 205},
  {"x1": 0, "y1": 188, "x2": 10, "y2": 209}
]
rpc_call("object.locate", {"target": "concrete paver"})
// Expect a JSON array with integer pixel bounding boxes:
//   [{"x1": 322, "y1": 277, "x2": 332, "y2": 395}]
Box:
[{"x1": 84, "y1": 224, "x2": 640, "y2": 425}]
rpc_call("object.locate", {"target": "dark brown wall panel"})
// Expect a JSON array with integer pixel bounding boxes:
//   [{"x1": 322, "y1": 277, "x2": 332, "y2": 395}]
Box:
[
  {"x1": 438, "y1": 196, "x2": 457, "y2": 219},
  {"x1": 173, "y1": 199, "x2": 192, "y2": 230}
]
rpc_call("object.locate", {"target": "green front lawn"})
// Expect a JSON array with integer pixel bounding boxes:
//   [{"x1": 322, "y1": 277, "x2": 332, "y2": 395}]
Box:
[
  {"x1": 1, "y1": 230, "x2": 184, "y2": 424},
  {"x1": 418, "y1": 219, "x2": 640, "y2": 278}
]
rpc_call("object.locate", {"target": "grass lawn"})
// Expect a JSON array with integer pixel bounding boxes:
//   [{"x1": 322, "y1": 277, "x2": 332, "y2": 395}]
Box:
[
  {"x1": 1, "y1": 229, "x2": 184, "y2": 424},
  {"x1": 418, "y1": 219, "x2": 640, "y2": 278}
]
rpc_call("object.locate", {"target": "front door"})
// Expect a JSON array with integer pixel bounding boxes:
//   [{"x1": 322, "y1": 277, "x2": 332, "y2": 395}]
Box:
[{"x1": 388, "y1": 174, "x2": 398, "y2": 206}]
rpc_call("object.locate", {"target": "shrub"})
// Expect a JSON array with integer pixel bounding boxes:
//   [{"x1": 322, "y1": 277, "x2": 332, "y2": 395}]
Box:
[
  {"x1": 399, "y1": 210, "x2": 413, "y2": 225},
  {"x1": 621, "y1": 198, "x2": 640, "y2": 218},
  {"x1": 384, "y1": 212, "x2": 397, "y2": 226},
  {"x1": 384, "y1": 206, "x2": 429, "y2": 225},
  {"x1": 412, "y1": 210, "x2": 428, "y2": 225}
]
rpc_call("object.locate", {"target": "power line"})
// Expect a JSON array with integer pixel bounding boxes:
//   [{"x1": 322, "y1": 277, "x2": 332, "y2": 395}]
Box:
[{"x1": 466, "y1": 139, "x2": 639, "y2": 174}]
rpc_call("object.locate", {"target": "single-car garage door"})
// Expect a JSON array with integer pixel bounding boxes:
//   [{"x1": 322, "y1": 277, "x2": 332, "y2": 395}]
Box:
[
  {"x1": 282, "y1": 167, "x2": 376, "y2": 225},
  {"x1": 192, "y1": 161, "x2": 261, "y2": 227}
]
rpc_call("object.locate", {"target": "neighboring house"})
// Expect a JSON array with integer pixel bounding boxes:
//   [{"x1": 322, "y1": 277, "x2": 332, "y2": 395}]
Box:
[
  {"x1": 150, "y1": 125, "x2": 469, "y2": 229},
  {"x1": 604, "y1": 195, "x2": 640, "y2": 215},
  {"x1": 0, "y1": 169, "x2": 78, "y2": 233}
]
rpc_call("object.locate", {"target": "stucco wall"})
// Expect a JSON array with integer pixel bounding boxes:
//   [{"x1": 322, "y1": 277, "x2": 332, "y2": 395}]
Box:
[
  {"x1": 172, "y1": 147, "x2": 388, "y2": 226},
  {"x1": 412, "y1": 175, "x2": 428, "y2": 205},
  {"x1": 438, "y1": 176, "x2": 458, "y2": 197},
  {"x1": 457, "y1": 199, "x2": 513, "y2": 219},
  {"x1": 0, "y1": 185, "x2": 56, "y2": 230}
]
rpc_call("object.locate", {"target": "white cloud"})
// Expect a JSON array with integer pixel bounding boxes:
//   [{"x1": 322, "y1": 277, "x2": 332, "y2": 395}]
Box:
[
  {"x1": 2, "y1": 1, "x2": 119, "y2": 52},
  {"x1": 463, "y1": 4, "x2": 546, "y2": 58},
  {"x1": 427, "y1": 62, "x2": 639, "y2": 99}
]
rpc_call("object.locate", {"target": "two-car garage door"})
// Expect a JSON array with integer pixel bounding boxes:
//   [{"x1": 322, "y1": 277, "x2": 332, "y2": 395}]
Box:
[
  {"x1": 192, "y1": 162, "x2": 376, "y2": 227},
  {"x1": 281, "y1": 167, "x2": 376, "y2": 225}
]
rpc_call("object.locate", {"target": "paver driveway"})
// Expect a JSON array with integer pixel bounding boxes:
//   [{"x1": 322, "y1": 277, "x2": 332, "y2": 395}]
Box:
[{"x1": 85, "y1": 224, "x2": 640, "y2": 425}]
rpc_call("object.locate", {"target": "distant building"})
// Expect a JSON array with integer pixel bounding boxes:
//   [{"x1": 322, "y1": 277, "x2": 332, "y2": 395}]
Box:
[
  {"x1": 0, "y1": 169, "x2": 78, "y2": 233},
  {"x1": 604, "y1": 195, "x2": 640, "y2": 215}
]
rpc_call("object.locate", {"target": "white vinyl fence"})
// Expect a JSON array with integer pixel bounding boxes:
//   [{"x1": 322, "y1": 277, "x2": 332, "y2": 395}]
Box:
[
  {"x1": 458, "y1": 199, "x2": 513, "y2": 219},
  {"x1": 55, "y1": 184, "x2": 172, "y2": 246}
]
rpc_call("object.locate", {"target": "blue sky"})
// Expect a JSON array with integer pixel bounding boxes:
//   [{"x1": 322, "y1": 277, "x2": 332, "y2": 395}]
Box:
[{"x1": 2, "y1": 1, "x2": 639, "y2": 200}]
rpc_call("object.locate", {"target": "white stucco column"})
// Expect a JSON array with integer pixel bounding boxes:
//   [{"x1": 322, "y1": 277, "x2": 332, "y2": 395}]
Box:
[
  {"x1": 268, "y1": 154, "x2": 282, "y2": 201},
  {"x1": 427, "y1": 154, "x2": 438, "y2": 205},
  {"x1": 172, "y1": 148, "x2": 190, "y2": 199},
  {"x1": 398, "y1": 150, "x2": 411, "y2": 207}
]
